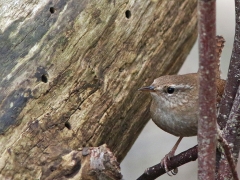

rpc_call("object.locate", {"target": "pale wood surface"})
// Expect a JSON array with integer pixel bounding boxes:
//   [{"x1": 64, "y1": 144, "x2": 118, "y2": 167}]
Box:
[{"x1": 0, "y1": 0, "x2": 197, "y2": 179}]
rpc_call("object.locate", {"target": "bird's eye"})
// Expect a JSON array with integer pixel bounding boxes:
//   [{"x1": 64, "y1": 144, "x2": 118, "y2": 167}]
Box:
[{"x1": 166, "y1": 86, "x2": 175, "y2": 94}]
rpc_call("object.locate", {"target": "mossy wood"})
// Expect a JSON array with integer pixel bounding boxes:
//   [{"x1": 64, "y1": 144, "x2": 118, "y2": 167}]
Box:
[{"x1": 0, "y1": 0, "x2": 197, "y2": 179}]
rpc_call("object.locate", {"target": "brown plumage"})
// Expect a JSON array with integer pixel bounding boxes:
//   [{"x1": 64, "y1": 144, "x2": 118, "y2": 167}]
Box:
[{"x1": 140, "y1": 73, "x2": 225, "y2": 137}]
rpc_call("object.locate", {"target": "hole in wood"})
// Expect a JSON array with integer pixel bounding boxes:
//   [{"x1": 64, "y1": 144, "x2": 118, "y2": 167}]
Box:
[
  {"x1": 65, "y1": 122, "x2": 71, "y2": 130},
  {"x1": 50, "y1": 166, "x2": 56, "y2": 172},
  {"x1": 125, "y1": 10, "x2": 131, "y2": 19},
  {"x1": 119, "y1": 67, "x2": 124, "y2": 72},
  {"x1": 41, "y1": 74, "x2": 48, "y2": 83},
  {"x1": 50, "y1": 7, "x2": 55, "y2": 14}
]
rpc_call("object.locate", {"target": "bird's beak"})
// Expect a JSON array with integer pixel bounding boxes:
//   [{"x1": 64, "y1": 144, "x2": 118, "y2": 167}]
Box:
[{"x1": 138, "y1": 86, "x2": 155, "y2": 92}]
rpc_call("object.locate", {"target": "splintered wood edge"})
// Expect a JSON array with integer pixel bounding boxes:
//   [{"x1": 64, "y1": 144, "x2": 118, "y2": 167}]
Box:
[{"x1": 41, "y1": 144, "x2": 122, "y2": 180}]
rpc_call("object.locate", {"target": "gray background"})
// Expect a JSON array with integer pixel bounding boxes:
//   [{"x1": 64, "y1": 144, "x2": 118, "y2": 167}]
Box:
[{"x1": 121, "y1": 0, "x2": 235, "y2": 179}]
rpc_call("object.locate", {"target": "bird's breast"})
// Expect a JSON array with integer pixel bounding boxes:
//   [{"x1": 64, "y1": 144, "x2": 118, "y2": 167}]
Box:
[{"x1": 150, "y1": 100, "x2": 198, "y2": 137}]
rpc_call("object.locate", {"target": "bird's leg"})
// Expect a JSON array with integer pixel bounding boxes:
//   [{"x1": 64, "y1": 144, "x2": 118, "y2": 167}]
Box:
[{"x1": 161, "y1": 136, "x2": 183, "y2": 176}]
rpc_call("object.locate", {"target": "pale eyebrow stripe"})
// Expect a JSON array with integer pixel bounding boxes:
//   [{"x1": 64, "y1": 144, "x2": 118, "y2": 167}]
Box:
[{"x1": 169, "y1": 84, "x2": 193, "y2": 89}]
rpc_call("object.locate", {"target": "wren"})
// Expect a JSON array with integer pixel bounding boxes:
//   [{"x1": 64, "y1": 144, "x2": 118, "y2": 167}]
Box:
[{"x1": 139, "y1": 73, "x2": 225, "y2": 174}]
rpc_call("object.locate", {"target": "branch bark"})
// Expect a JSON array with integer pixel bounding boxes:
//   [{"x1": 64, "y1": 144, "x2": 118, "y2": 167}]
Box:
[
  {"x1": 216, "y1": 0, "x2": 240, "y2": 179},
  {"x1": 217, "y1": 1, "x2": 240, "y2": 129},
  {"x1": 198, "y1": 0, "x2": 217, "y2": 179}
]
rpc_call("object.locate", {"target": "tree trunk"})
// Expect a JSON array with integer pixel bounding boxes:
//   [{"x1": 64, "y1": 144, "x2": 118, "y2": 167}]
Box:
[{"x1": 0, "y1": 0, "x2": 197, "y2": 179}]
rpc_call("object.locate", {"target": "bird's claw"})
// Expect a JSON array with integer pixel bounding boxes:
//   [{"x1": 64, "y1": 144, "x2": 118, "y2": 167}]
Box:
[{"x1": 161, "y1": 154, "x2": 178, "y2": 176}]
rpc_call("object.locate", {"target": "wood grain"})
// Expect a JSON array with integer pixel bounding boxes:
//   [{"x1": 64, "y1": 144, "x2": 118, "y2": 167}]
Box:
[{"x1": 0, "y1": 0, "x2": 197, "y2": 179}]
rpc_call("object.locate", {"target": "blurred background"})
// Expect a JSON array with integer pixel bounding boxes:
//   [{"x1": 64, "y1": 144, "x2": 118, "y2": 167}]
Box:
[{"x1": 121, "y1": 0, "x2": 235, "y2": 179}]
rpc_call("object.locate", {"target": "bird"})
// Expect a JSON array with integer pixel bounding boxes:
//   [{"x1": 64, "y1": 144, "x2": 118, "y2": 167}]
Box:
[{"x1": 139, "y1": 73, "x2": 225, "y2": 175}]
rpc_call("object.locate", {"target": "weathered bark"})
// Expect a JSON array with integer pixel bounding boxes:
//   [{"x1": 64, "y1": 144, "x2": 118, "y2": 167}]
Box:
[{"x1": 0, "y1": 0, "x2": 197, "y2": 179}]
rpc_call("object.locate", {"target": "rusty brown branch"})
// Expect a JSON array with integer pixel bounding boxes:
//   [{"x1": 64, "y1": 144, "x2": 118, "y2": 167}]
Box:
[{"x1": 198, "y1": 0, "x2": 217, "y2": 179}]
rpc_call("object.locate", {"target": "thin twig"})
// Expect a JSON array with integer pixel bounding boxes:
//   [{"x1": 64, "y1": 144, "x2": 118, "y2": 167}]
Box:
[
  {"x1": 217, "y1": 128, "x2": 239, "y2": 180},
  {"x1": 137, "y1": 145, "x2": 198, "y2": 180},
  {"x1": 217, "y1": 84, "x2": 240, "y2": 179}
]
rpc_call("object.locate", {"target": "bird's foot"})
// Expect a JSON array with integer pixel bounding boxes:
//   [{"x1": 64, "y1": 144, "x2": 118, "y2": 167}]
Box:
[
  {"x1": 160, "y1": 137, "x2": 182, "y2": 176},
  {"x1": 160, "y1": 153, "x2": 178, "y2": 176}
]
